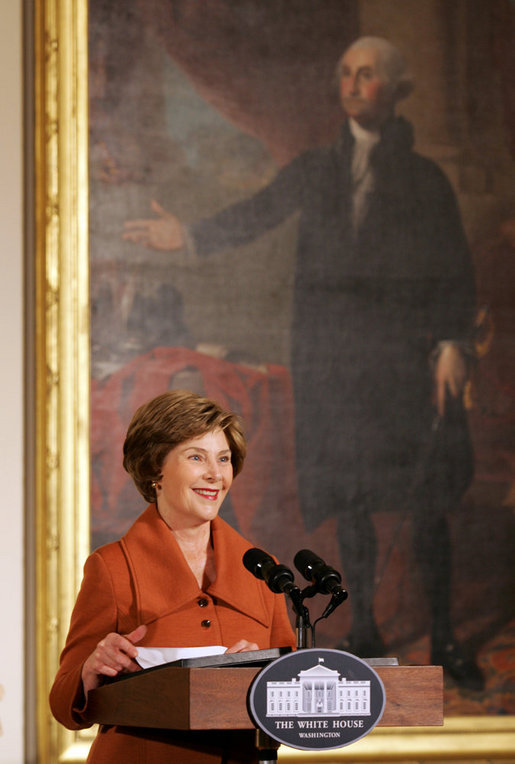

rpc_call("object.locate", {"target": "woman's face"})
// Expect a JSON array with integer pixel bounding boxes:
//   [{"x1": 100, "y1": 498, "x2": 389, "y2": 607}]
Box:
[{"x1": 155, "y1": 428, "x2": 233, "y2": 531}]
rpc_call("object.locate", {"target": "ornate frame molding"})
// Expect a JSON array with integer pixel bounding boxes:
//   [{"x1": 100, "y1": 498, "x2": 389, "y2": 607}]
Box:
[
  {"x1": 33, "y1": 0, "x2": 515, "y2": 761},
  {"x1": 34, "y1": 0, "x2": 91, "y2": 761}
]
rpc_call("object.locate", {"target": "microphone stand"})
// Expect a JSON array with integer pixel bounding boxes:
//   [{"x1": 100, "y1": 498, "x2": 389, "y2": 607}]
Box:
[
  {"x1": 255, "y1": 583, "x2": 314, "y2": 762},
  {"x1": 287, "y1": 582, "x2": 315, "y2": 650},
  {"x1": 248, "y1": 551, "x2": 347, "y2": 762},
  {"x1": 255, "y1": 731, "x2": 281, "y2": 764}
]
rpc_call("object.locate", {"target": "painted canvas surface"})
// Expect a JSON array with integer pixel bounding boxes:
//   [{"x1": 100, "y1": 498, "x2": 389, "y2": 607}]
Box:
[{"x1": 88, "y1": 0, "x2": 514, "y2": 716}]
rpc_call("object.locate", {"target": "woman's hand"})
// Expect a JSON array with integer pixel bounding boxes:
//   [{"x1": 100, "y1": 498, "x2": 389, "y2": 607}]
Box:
[
  {"x1": 81, "y1": 624, "x2": 147, "y2": 695},
  {"x1": 225, "y1": 639, "x2": 260, "y2": 653}
]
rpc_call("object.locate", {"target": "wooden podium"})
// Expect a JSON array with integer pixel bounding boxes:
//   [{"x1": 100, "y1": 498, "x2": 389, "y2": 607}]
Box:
[{"x1": 84, "y1": 663, "x2": 443, "y2": 730}]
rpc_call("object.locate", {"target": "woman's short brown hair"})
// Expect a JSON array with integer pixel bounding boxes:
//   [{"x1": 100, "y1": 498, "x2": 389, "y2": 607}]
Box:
[{"x1": 123, "y1": 389, "x2": 247, "y2": 503}]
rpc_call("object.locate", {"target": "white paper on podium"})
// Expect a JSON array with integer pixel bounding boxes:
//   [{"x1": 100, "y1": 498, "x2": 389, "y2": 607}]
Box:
[{"x1": 136, "y1": 645, "x2": 227, "y2": 669}]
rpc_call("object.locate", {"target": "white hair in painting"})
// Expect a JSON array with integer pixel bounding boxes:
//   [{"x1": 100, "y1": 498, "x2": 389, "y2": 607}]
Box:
[{"x1": 337, "y1": 36, "x2": 414, "y2": 101}]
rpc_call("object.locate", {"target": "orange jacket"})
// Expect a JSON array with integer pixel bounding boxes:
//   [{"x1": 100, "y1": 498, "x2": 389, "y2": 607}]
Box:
[{"x1": 50, "y1": 505, "x2": 296, "y2": 763}]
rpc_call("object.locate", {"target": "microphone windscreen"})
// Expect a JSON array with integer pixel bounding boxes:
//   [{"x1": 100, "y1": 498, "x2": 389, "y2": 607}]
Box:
[
  {"x1": 294, "y1": 549, "x2": 323, "y2": 580},
  {"x1": 243, "y1": 547, "x2": 272, "y2": 579}
]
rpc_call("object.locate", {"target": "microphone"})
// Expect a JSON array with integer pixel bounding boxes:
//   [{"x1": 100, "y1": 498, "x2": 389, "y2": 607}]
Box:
[
  {"x1": 294, "y1": 549, "x2": 347, "y2": 599},
  {"x1": 243, "y1": 548, "x2": 297, "y2": 595}
]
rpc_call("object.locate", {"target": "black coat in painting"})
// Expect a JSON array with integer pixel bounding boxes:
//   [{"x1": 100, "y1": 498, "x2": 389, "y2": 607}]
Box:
[{"x1": 190, "y1": 117, "x2": 476, "y2": 530}]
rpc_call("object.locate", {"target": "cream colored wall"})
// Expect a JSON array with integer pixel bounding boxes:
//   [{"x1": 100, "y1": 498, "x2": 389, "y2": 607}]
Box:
[{"x1": 0, "y1": 0, "x2": 24, "y2": 762}]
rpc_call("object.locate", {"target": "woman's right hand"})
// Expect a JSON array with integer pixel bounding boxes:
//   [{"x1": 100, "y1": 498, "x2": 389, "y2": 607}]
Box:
[{"x1": 81, "y1": 624, "x2": 147, "y2": 694}]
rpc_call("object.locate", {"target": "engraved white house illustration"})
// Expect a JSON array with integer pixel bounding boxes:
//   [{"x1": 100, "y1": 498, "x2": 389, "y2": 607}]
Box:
[{"x1": 266, "y1": 658, "x2": 371, "y2": 717}]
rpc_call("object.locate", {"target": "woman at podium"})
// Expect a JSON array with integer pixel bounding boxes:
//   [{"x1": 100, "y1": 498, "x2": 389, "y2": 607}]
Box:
[{"x1": 50, "y1": 389, "x2": 296, "y2": 762}]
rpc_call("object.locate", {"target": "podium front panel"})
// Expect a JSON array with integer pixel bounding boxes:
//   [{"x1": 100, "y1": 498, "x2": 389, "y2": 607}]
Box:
[{"x1": 84, "y1": 665, "x2": 443, "y2": 730}]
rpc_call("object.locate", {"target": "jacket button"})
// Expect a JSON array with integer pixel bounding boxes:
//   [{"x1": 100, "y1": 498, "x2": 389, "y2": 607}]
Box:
[
  {"x1": 198, "y1": 598, "x2": 209, "y2": 607},
  {"x1": 201, "y1": 619, "x2": 211, "y2": 628}
]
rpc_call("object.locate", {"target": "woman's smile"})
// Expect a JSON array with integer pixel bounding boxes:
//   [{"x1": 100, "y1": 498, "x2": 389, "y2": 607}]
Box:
[{"x1": 193, "y1": 487, "x2": 220, "y2": 500}]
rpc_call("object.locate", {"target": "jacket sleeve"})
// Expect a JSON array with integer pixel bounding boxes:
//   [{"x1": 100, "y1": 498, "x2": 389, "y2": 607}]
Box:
[
  {"x1": 189, "y1": 153, "x2": 307, "y2": 257},
  {"x1": 49, "y1": 552, "x2": 119, "y2": 730},
  {"x1": 414, "y1": 157, "x2": 476, "y2": 345},
  {"x1": 433, "y1": 179, "x2": 476, "y2": 343}
]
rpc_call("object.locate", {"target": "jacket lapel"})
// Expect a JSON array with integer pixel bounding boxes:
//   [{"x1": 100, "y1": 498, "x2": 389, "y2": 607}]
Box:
[
  {"x1": 208, "y1": 516, "x2": 269, "y2": 627},
  {"x1": 121, "y1": 505, "x2": 200, "y2": 624},
  {"x1": 121, "y1": 506, "x2": 269, "y2": 627}
]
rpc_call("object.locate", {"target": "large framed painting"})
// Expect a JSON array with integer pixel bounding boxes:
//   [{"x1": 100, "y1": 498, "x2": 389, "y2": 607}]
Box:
[{"x1": 34, "y1": 0, "x2": 514, "y2": 761}]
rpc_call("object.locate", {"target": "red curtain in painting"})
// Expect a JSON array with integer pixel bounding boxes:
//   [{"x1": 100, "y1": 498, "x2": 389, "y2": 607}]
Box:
[{"x1": 93, "y1": 0, "x2": 360, "y2": 166}]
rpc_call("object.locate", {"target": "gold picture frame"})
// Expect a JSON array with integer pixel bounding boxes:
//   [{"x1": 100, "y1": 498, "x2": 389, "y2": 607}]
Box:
[{"x1": 33, "y1": 0, "x2": 515, "y2": 761}]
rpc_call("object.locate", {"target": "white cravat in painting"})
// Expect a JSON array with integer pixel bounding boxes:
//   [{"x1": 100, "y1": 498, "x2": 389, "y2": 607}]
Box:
[{"x1": 349, "y1": 117, "x2": 380, "y2": 233}]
